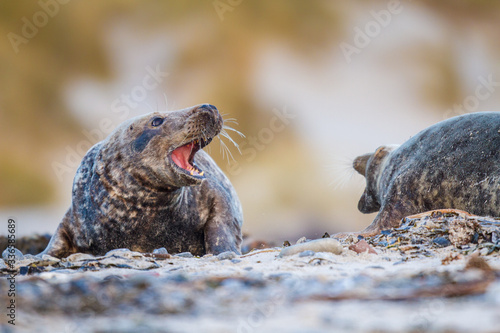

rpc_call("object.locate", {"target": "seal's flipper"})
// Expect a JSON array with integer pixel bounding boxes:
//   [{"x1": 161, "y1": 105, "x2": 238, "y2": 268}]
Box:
[
  {"x1": 204, "y1": 216, "x2": 242, "y2": 255},
  {"x1": 358, "y1": 189, "x2": 381, "y2": 214},
  {"x1": 39, "y1": 212, "x2": 77, "y2": 258}
]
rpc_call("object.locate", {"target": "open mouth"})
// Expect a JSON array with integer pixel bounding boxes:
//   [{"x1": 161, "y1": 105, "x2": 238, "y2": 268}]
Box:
[{"x1": 170, "y1": 138, "x2": 212, "y2": 178}]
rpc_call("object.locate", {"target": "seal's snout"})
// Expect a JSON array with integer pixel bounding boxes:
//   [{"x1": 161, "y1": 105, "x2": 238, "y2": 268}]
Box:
[
  {"x1": 194, "y1": 104, "x2": 223, "y2": 131},
  {"x1": 194, "y1": 104, "x2": 220, "y2": 120},
  {"x1": 353, "y1": 153, "x2": 372, "y2": 176},
  {"x1": 168, "y1": 104, "x2": 222, "y2": 181},
  {"x1": 198, "y1": 104, "x2": 218, "y2": 112}
]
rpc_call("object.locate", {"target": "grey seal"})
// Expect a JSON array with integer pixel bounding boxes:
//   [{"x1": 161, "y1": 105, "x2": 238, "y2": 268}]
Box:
[
  {"x1": 351, "y1": 112, "x2": 500, "y2": 236},
  {"x1": 41, "y1": 104, "x2": 243, "y2": 258}
]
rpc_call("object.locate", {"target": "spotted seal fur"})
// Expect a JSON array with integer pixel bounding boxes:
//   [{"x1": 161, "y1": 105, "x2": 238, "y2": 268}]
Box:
[
  {"x1": 351, "y1": 112, "x2": 500, "y2": 236},
  {"x1": 41, "y1": 104, "x2": 243, "y2": 258}
]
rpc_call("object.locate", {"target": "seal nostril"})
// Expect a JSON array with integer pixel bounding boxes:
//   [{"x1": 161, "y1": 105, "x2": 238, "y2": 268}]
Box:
[{"x1": 199, "y1": 104, "x2": 218, "y2": 113}]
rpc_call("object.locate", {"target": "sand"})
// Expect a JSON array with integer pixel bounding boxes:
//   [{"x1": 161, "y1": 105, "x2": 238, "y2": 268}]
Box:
[{"x1": 1, "y1": 241, "x2": 499, "y2": 333}]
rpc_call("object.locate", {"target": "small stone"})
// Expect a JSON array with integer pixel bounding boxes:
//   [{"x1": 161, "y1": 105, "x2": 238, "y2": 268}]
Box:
[
  {"x1": 348, "y1": 240, "x2": 377, "y2": 254},
  {"x1": 66, "y1": 253, "x2": 96, "y2": 262},
  {"x1": 104, "y1": 248, "x2": 131, "y2": 257},
  {"x1": 104, "y1": 248, "x2": 144, "y2": 259},
  {"x1": 279, "y1": 238, "x2": 343, "y2": 257},
  {"x1": 298, "y1": 250, "x2": 315, "y2": 257},
  {"x1": 432, "y1": 237, "x2": 451, "y2": 248},
  {"x1": 230, "y1": 259, "x2": 242, "y2": 264},
  {"x1": 152, "y1": 247, "x2": 169, "y2": 255},
  {"x1": 27, "y1": 254, "x2": 60, "y2": 268},
  {"x1": 296, "y1": 237, "x2": 308, "y2": 244},
  {"x1": 492, "y1": 231, "x2": 499, "y2": 244},
  {"x1": 41, "y1": 254, "x2": 60, "y2": 262},
  {"x1": 449, "y1": 219, "x2": 480, "y2": 246},
  {"x1": 377, "y1": 240, "x2": 388, "y2": 247},
  {"x1": 269, "y1": 272, "x2": 292, "y2": 280},
  {"x1": 471, "y1": 232, "x2": 479, "y2": 243},
  {"x1": 388, "y1": 238, "x2": 398, "y2": 245},
  {"x1": 2, "y1": 247, "x2": 24, "y2": 261},
  {"x1": 217, "y1": 251, "x2": 237, "y2": 260},
  {"x1": 175, "y1": 252, "x2": 194, "y2": 258}
]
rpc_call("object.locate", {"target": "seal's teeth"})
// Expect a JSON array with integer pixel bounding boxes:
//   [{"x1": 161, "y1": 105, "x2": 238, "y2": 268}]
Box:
[
  {"x1": 190, "y1": 170, "x2": 194, "y2": 176},
  {"x1": 199, "y1": 171, "x2": 204, "y2": 176}
]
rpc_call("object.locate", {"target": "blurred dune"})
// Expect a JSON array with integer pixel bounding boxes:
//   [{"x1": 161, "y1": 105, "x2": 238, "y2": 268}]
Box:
[{"x1": 1, "y1": 1, "x2": 500, "y2": 242}]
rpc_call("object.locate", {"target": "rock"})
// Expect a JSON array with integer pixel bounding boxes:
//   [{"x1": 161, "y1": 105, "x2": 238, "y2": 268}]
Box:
[
  {"x1": 348, "y1": 240, "x2": 377, "y2": 254},
  {"x1": 152, "y1": 247, "x2": 169, "y2": 255},
  {"x1": 298, "y1": 250, "x2": 315, "y2": 257},
  {"x1": 217, "y1": 251, "x2": 237, "y2": 260},
  {"x1": 295, "y1": 237, "x2": 308, "y2": 244},
  {"x1": 66, "y1": 253, "x2": 96, "y2": 262},
  {"x1": 2, "y1": 247, "x2": 24, "y2": 261},
  {"x1": 104, "y1": 248, "x2": 144, "y2": 259},
  {"x1": 432, "y1": 237, "x2": 451, "y2": 248},
  {"x1": 99, "y1": 257, "x2": 159, "y2": 270},
  {"x1": 279, "y1": 238, "x2": 343, "y2": 257},
  {"x1": 175, "y1": 252, "x2": 194, "y2": 258},
  {"x1": 449, "y1": 219, "x2": 480, "y2": 246},
  {"x1": 40, "y1": 254, "x2": 61, "y2": 265}
]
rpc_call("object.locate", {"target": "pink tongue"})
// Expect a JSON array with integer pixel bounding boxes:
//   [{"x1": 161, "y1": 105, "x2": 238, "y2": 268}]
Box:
[{"x1": 171, "y1": 143, "x2": 194, "y2": 170}]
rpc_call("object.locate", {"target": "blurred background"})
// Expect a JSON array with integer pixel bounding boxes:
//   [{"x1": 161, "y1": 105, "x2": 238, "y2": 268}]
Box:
[{"x1": 1, "y1": 0, "x2": 500, "y2": 243}]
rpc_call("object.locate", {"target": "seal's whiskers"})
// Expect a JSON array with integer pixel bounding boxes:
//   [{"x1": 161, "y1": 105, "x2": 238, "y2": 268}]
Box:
[
  {"x1": 325, "y1": 155, "x2": 358, "y2": 190},
  {"x1": 210, "y1": 119, "x2": 245, "y2": 163}
]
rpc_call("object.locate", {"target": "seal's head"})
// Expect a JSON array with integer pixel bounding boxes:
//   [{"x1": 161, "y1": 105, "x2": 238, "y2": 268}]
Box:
[
  {"x1": 100, "y1": 104, "x2": 223, "y2": 189},
  {"x1": 353, "y1": 145, "x2": 399, "y2": 214}
]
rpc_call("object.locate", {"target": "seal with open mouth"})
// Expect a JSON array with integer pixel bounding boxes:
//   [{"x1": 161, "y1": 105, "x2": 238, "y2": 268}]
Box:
[
  {"x1": 349, "y1": 112, "x2": 500, "y2": 237},
  {"x1": 41, "y1": 104, "x2": 243, "y2": 258}
]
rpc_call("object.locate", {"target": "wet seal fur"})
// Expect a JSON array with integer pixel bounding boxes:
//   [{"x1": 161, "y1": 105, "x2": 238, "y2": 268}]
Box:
[
  {"x1": 351, "y1": 112, "x2": 500, "y2": 236},
  {"x1": 41, "y1": 104, "x2": 243, "y2": 258}
]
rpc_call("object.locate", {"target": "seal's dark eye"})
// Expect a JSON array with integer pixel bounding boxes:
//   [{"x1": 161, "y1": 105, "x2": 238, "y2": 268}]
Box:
[{"x1": 151, "y1": 117, "x2": 164, "y2": 127}]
